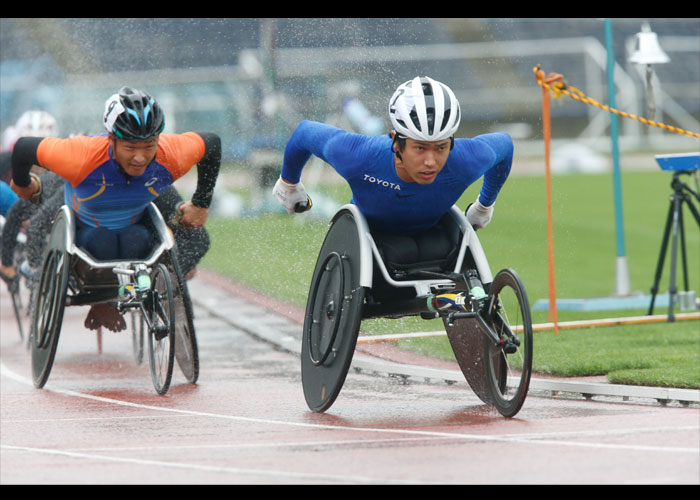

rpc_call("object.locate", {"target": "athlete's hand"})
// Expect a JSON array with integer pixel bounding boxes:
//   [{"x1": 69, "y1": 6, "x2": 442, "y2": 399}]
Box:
[
  {"x1": 10, "y1": 173, "x2": 42, "y2": 205},
  {"x1": 273, "y1": 177, "x2": 312, "y2": 214},
  {"x1": 466, "y1": 200, "x2": 494, "y2": 229},
  {"x1": 177, "y1": 201, "x2": 209, "y2": 229}
]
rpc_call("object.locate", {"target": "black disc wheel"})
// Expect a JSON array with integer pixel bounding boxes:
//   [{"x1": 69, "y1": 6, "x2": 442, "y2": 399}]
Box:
[
  {"x1": 31, "y1": 212, "x2": 70, "y2": 389},
  {"x1": 482, "y1": 268, "x2": 533, "y2": 417},
  {"x1": 147, "y1": 263, "x2": 176, "y2": 395},
  {"x1": 301, "y1": 211, "x2": 366, "y2": 413},
  {"x1": 307, "y1": 252, "x2": 346, "y2": 366}
]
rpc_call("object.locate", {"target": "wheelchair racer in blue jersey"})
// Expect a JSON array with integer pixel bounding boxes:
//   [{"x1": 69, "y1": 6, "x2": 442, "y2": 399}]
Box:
[{"x1": 273, "y1": 76, "x2": 513, "y2": 236}]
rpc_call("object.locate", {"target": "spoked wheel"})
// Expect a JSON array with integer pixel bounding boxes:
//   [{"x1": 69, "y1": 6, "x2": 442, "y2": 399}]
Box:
[
  {"x1": 168, "y1": 249, "x2": 199, "y2": 385},
  {"x1": 482, "y1": 268, "x2": 533, "y2": 418},
  {"x1": 31, "y1": 212, "x2": 70, "y2": 389},
  {"x1": 6, "y1": 274, "x2": 25, "y2": 341},
  {"x1": 147, "y1": 263, "x2": 176, "y2": 395},
  {"x1": 302, "y1": 211, "x2": 366, "y2": 413}
]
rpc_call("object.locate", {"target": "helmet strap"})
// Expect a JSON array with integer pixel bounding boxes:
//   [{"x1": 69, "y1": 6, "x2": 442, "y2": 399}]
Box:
[{"x1": 390, "y1": 133, "x2": 404, "y2": 161}]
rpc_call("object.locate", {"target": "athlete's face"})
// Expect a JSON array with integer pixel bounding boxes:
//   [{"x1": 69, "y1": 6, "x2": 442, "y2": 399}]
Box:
[
  {"x1": 111, "y1": 136, "x2": 159, "y2": 176},
  {"x1": 393, "y1": 135, "x2": 451, "y2": 185}
]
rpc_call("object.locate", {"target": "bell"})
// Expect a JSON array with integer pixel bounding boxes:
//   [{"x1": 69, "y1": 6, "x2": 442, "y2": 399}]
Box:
[{"x1": 629, "y1": 23, "x2": 670, "y2": 65}]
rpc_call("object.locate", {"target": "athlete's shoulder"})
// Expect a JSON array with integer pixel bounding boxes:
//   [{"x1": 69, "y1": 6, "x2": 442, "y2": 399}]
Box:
[
  {"x1": 37, "y1": 135, "x2": 111, "y2": 185},
  {"x1": 157, "y1": 132, "x2": 205, "y2": 150},
  {"x1": 295, "y1": 120, "x2": 370, "y2": 144},
  {"x1": 325, "y1": 128, "x2": 389, "y2": 167},
  {"x1": 460, "y1": 132, "x2": 513, "y2": 151},
  {"x1": 456, "y1": 132, "x2": 512, "y2": 147},
  {"x1": 453, "y1": 133, "x2": 512, "y2": 159},
  {"x1": 38, "y1": 134, "x2": 109, "y2": 154},
  {"x1": 156, "y1": 132, "x2": 206, "y2": 180},
  {"x1": 296, "y1": 120, "x2": 338, "y2": 133}
]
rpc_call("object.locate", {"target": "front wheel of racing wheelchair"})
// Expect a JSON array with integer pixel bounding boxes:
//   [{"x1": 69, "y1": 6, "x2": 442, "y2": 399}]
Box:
[
  {"x1": 301, "y1": 204, "x2": 532, "y2": 417},
  {"x1": 30, "y1": 203, "x2": 199, "y2": 395}
]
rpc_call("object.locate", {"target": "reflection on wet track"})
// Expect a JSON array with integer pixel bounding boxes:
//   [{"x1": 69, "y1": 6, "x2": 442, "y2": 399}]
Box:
[{"x1": 1, "y1": 272, "x2": 698, "y2": 484}]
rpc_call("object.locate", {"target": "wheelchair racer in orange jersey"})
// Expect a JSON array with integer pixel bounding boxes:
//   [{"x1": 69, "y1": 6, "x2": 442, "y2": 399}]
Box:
[{"x1": 10, "y1": 87, "x2": 221, "y2": 331}]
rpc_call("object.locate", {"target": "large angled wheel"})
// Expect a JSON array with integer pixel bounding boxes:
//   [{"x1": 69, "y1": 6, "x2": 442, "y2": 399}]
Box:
[
  {"x1": 168, "y1": 248, "x2": 199, "y2": 385},
  {"x1": 443, "y1": 312, "x2": 495, "y2": 406},
  {"x1": 443, "y1": 259, "x2": 494, "y2": 405},
  {"x1": 302, "y1": 210, "x2": 366, "y2": 413},
  {"x1": 482, "y1": 268, "x2": 533, "y2": 417},
  {"x1": 31, "y1": 210, "x2": 70, "y2": 389},
  {"x1": 147, "y1": 263, "x2": 176, "y2": 395}
]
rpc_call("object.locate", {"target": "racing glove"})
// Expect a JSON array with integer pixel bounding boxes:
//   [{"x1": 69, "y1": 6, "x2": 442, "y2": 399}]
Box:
[
  {"x1": 466, "y1": 199, "x2": 494, "y2": 229},
  {"x1": 273, "y1": 177, "x2": 312, "y2": 214}
]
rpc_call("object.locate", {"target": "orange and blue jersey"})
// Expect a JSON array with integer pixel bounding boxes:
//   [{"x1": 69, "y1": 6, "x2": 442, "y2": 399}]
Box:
[{"x1": 35, "y1": 133, "x2": 206, "y2": 230}]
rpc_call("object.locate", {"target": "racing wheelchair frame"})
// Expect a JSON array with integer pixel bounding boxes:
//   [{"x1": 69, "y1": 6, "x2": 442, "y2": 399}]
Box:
[
  {"x1": 302, "y1": 204, "x2": 533, "y2": 417},
  {"x1": 30, "y1": 203, "x2": 198, "y2": 395}
]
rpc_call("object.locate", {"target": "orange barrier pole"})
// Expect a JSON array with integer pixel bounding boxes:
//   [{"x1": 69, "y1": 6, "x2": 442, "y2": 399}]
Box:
[{"x1": 537, "y1": 68, "x2": 563, "y2": 334}]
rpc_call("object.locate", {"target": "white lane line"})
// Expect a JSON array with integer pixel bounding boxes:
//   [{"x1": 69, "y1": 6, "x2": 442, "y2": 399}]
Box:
[
  {"x1": 2, "y1": 362, "x2": 698, "y2": 455},
  {"x1": 14, "y1": 437, "x2": 457, "y2": 453},
  {"x1": 2, "y1": 415, "x2": 192, "y2": 423},
  {"x1": 0, "y1": 444, "x2": 423, "y2": 484}
]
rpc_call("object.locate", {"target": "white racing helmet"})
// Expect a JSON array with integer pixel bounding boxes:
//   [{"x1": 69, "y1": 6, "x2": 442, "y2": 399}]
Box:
[
  {"x1": 388, "y1": 76, "x2": 461, "y2": 142},
  {"x1": 15, "y1": 110, "x2": 58, "y2": 138}
]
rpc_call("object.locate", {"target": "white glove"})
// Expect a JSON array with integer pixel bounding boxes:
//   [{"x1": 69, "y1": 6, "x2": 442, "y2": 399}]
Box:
[
  {"x1": 466, "y1": 200, "x2": 494, "y2": 229},
  {"x1": 273, "y1": 177, "x2": 312, "y2": 214}
]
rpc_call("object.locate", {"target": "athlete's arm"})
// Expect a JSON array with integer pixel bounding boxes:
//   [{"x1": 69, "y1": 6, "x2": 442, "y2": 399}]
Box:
[
  {"x1": 453, "y1": 133, "x2": 513, "y2": 229},
  {"x1": 280, "y1": 120, "x2": 347, "y2": 183},
  {"x1": 274, "y1": 121, "x2": 341, "y2": 213},
  {"x1": 9, "y1": 137, "x2": 44, "y2": 199},
  {"x1": 177, "y1": 132, "x2": 221, "y2": 228},
  {"x1": 472, "y1": 132, "x2": 513, "y2": 206},
  {"x1": 189, "y1": 132, "x2": 221, "y2": 209},
  {"x1": 276, "y1": 121, "x2": 372, "y2": 213}
]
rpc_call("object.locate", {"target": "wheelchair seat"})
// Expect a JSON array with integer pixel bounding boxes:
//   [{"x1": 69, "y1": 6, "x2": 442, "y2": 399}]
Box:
[
  {"x1": 360, "y1": 204, "x2": 492, "y2": 311},
  {"x1": 61, "y1": 203, "x2": 175, "y2": 296},
  {"x1": 371, "y1": 212, "x2": 461, "y2": 279},
  {"x1": 369, "y1": 213, "x2": 464, "y2": 303}
]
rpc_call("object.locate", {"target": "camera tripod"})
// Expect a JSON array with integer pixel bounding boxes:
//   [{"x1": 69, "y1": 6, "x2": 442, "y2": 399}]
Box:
[{"x1": 648, "y1": 171, "x2": 700, "y2": 321}]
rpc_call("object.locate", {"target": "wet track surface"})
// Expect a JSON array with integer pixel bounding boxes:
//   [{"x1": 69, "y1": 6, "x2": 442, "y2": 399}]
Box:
[{"x1": 1, "y1": 271, "x2": 699, "y2": 484}]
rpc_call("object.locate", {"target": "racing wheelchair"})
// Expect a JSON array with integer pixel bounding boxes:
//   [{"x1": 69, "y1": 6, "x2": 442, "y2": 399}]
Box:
[
  {"x1": 302, "y1": 204, "x2": 533, "y2": 417},
  {"x1": 30, "y1": 203, "x2": 199, "y2": 395},
  {"x1": 0, "y1": 217, "x2": 28, "y2": 342}
]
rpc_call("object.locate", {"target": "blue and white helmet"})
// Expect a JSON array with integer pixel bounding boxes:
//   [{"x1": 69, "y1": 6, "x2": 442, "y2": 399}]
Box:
[
  {"x1": 388, "y1": 76, "x2": 460, "y2": 142},
  {"x1": 103, "y1": 87, "x2": 165, "y2": 141}
]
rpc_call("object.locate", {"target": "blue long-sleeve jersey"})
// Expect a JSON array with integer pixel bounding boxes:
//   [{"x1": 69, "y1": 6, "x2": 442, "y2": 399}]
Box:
[{"x1": 281, "y1": 120, "x2": 513, "y2": 235}]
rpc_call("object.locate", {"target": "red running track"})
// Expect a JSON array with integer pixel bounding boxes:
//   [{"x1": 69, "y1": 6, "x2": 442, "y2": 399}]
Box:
[{"x1": 1, "y1": 272, "x2": 698, "y2": 484}]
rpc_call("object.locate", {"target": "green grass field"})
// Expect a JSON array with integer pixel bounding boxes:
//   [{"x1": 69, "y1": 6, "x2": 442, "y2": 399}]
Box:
[{"x1": 201, "y1": 168, "x2": 699, "y2": 388}]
